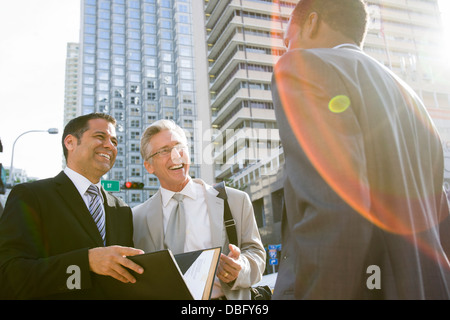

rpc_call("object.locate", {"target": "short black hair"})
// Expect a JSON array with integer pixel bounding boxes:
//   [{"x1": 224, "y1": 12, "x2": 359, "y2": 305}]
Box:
[
  {"x1": 291, "y1": 0, "x2": 369, "y2": 46},
  {"x1": 62, "y1": 113, "x2": 116, "y2": 161}
]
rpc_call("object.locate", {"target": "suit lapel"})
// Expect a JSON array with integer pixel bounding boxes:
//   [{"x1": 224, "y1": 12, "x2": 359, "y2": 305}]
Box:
[
  {"x1": 200, "y1": 180, "x2": 226, "y2": 248},
  {"x1": 146, "y1": 190, "x2": 165, "y2": 250},
  {"x1": 103, "y1": 187, "x2": 120, "y2": 246},
  {"x1": 54, "y1": 171, "x2": 104, "y2": 246}
]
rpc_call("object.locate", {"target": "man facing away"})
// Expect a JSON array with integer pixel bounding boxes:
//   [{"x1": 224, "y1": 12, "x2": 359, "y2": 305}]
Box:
[{"x1": 272, "y1": 0, "x2": 450, "y2": 299}]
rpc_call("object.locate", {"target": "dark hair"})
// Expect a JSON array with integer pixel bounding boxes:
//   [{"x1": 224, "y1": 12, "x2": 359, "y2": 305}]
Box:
[
  {"x1": 62, "y1": 113, "x2": 117, "y2": 160},
  {"x1": 291, "y1": 0, "x2": 369, "y2": 46}
]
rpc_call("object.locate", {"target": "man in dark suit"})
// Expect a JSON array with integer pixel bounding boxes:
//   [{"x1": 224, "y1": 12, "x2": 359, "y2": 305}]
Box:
[
  {"x1": 272, "y1": 0, "x2": 450, "y2": 299},
  {"x1": 0, "y1": 113, "x2": 144, "y2": 299}
]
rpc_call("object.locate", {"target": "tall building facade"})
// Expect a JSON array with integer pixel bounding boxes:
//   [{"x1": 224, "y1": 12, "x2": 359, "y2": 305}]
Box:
[
  {"x1": 64, "y1": 43, "x2": 80, "y2": 127},
  {"x1": 205, "y1": 0, "x2": 288, "y2": 183},
  {"x1": 204, "y1": 0, "x2": 450, "y2": 245},
  {"x1": 77, "y1": 0, "x2": 212, "y2": 206}
]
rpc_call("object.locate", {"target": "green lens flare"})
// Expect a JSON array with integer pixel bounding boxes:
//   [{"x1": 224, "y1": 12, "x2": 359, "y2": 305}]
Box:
[{"x1": 329, "y1": 95, "x2": 351, "y2": 113}]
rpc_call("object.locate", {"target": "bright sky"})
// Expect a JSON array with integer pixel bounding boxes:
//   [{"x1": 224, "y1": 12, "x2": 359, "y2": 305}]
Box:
[
  {"x1": 0, "y1": 0, "x2": 449, "y2": 180},
  {"x1": 439, "y1": 0, "x2": 450, "y2": 52},
  {"x1": 0, "y1": 0, "x2": 80, "y2": 179}
]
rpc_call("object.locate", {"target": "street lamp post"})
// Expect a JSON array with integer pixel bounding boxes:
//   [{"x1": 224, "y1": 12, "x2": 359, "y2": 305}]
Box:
[{"x1": 9, "y1": 128, "x2": 59, "y2": 186}]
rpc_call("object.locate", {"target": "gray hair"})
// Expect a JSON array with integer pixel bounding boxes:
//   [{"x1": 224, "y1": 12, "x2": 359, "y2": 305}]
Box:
[{"x1": 140, "y1": 119, "x2": 188, "y2": 161}]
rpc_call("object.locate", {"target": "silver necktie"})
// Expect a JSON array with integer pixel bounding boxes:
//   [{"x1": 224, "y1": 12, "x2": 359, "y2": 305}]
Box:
[{"x1": 164, "y1": 193, "x2": 185, "y2": 254}]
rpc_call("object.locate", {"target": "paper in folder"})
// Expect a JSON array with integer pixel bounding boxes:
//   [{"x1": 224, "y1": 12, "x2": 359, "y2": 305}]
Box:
[{"x1": 100, "y1": 247, "x2": 221, "y2": 300}]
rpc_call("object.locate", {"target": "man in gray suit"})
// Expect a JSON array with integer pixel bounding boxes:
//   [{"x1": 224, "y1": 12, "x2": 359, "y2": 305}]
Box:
[
  {"x1": 132, "y1": 119, "x2": 265, "y2": 300},
  {"x1": 272, "y1": 0, "x2": 450, "y2": 299}
]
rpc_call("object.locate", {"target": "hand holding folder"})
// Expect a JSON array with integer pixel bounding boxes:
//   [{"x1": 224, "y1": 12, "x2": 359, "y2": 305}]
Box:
[{"x1": 99, "y1": 247, "x2": 221, "y2": 300}]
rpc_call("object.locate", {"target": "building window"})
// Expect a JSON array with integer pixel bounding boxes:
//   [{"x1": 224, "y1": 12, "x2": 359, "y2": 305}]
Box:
[
  {"x1": 252, "y1": 198, "x2": 265, "y2": 228},
  {"x1": 164, "y1": 111, "x2": 174, "y2": 120},
  {"x1": 130, "y1": 84, "x2": 140, "y2": 93},
  {"x1": 147, "y1": 80, "x2": 156, "y2": 89},
  {"x1": 131, "y1": 155, "x2": 141, "y2": 164},
  {"x1": 147, "y1": 92, "x2": 156, "y2": 100},
  {"x1": 271, "y1": 189, "x2": 284, "y2": 224},
  {"x1": 131, "y1": 168, "x2": 141, "y2": 177},
  {"x1": 131, "y1": 193, "x2": 141, "y2": 203},
  {"x1": 130, "y1": 131, "x2": 140, "y2": 139},
  {"x1": 182, "y1": 94, "x2": 193, "y2": 103},
  {"x1": 130, "y1": 144, "x2": 139, "y2": 152},
  {"x1": 130, "y1": 96, "x2": 140, "y2": 105}
]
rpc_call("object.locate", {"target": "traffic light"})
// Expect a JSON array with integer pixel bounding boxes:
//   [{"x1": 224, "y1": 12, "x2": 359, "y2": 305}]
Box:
[{"x1": 122, "y1": 181, "x2": 144, "y2": 189}]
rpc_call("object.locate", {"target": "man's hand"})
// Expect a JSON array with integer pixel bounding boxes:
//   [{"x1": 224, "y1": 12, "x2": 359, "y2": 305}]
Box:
[
  {"x1": 88, "y1": 245, "x2": 144, "y2": 283},
  {"x1": 217, "y1": 244, "x2": 243, "y2": 283}
]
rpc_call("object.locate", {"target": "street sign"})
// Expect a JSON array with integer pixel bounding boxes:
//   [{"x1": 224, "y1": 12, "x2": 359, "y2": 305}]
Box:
[
  {"x1": 268, "y1": 244, "x2": 280, "y2": 269},
  {"x1": 269, "y1": 258, "x2": 278, "y2": 266},
  {"x1": 101, "y1": 180, "x2": 120, "y2": 192}
]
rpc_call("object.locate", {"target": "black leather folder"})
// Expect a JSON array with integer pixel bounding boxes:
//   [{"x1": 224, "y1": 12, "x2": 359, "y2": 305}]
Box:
[{"x1": 98, "y1": 247, "x2": 221, "y2": 300}]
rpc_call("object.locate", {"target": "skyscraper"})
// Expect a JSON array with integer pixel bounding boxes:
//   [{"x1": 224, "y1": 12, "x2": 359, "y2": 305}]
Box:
[
  {"x1": 77, "y1": 0, "x2": 212, "y2": 205},
  {"x1": 64, "y1": 43, "x2": 80, "y2": 127}
]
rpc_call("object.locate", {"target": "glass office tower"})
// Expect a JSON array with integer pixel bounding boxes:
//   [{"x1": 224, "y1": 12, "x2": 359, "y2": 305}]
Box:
[{"x1": 78, "y1": 0, "x2": 211, "y2": 205}]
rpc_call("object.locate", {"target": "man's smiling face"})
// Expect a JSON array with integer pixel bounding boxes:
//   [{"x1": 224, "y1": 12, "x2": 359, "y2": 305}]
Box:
[
  {"x1": 144, "y1": 129, "x2": 190, "y2": 192},
  {"x1": 64, "y1": 118, "x2": 118, "y2": 183}
]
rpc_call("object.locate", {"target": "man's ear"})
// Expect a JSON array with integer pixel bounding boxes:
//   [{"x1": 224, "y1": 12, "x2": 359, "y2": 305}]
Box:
[
  {"x1": 306, "y1": 12, "x2": 320, "y2": 38},
  {"x1": 64, "y1": 134, "x2": 76, "y2": 152},
  {"x1": 144, "y1": 160, "x2": 154, "y2": 174}
]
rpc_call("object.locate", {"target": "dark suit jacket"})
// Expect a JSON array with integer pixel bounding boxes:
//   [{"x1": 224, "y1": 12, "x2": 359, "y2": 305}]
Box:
[
  {"x1": 272, "y1": 46, "x2": 450, "y2": 299},
  {"x1": 0, "y1": 171, "x2": 134, "y2": 299}
]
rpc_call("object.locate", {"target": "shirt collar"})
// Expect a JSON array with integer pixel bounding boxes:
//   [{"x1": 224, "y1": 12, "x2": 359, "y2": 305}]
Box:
[
  {"x1": 333, "y1": 43, "x2": 361, "y2": 51},
  {"x1": 64, "y1": 166, "x2": 104, "y2": 202},
  {"x1": 160, "y1": 178, "x2": 197, "y2": 208}
]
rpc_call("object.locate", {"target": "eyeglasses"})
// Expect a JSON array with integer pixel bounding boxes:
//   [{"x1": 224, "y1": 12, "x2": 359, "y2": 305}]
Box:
[{"x1": 147, "y1": 144, "x2": 187, "y2": 160}]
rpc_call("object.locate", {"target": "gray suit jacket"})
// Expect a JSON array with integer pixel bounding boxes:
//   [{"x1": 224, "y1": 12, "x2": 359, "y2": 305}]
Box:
[
  {"x1": 272, "y1": 45, "x2": 450, "y2": 299},
  {"x1": 132, "y1": 179, "x2": 266, "y2": 300}
]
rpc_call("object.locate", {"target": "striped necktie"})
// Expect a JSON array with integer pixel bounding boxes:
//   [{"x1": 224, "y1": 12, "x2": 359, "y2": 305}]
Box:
[{"x1": 86, "y1": 184, "x2": 106, "y2": 245}]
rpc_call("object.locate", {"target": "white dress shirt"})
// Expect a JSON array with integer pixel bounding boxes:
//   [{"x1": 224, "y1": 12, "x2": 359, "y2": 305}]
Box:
[
  {"x1": 63, "y1": 166, "x2": 104, "y2": 210},
  {"x1": 160, "y1": 179, "x2": 225, "y2": 298},
  {"x1": 160, "y1": 179, "x2": 212, "y2": 252}
]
